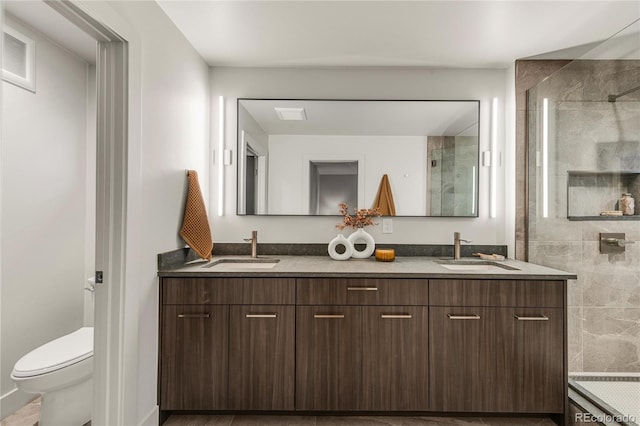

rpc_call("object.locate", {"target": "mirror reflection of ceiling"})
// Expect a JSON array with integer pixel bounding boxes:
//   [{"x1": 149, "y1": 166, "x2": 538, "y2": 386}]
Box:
[{"x1": 240, "y1": 100, "x2": 478, "y2": 137}]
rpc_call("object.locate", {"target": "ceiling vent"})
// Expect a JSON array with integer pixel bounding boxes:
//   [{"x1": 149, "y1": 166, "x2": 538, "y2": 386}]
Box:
[{"x1": 275, "y1": 107, "x2": 307, "y2": 121}]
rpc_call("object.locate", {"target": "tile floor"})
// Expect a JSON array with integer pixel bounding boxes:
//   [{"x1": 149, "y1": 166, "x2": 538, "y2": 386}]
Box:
[
  {"x1": 164, "y1": 414, "x2": 557, "y2": 426},
  {"x1": 1, "y1": 399, "x2": 558, "y2": 426},
  {"x1": 0, "y1": 398, "x2": 91, "y2": 426},
  {"x1": 0, "y1": 398, "x2": 40, "y2": 426}
]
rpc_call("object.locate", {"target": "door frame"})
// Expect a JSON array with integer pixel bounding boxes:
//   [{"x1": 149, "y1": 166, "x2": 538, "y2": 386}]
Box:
[
  {"x1": 238, "y1": 130, "x2": 267, "y2": 215},
  {"x1": 44, "y1": 1, "x2": 141, "y2": 424}
]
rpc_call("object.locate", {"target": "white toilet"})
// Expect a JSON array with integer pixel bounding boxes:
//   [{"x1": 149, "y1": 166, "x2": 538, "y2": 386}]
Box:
[{"x1": 11, "y1": 327, "x2": 93, "y2": 426}]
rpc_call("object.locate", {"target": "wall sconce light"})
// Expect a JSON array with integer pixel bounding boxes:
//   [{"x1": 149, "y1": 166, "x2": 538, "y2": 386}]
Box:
[
  {"x1": 482, "y1": 151, "x2": 491, "y2": 167},
  {"x1": 490, "y1": 97, "x2": 498, "y2": 219},
  {"x1": 217, "y1": 95, "x2": 225, "y2": 216}
]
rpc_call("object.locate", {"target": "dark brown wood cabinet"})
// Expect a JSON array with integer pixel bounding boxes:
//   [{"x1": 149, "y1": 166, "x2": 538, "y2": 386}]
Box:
[
  {"x1": 513, "y1": 307, "x2": 564, "y2": 413},
  {"x1": 160, "y1": 305, "x2": 229, "y2": 410},
  {"x1": 295, "y1": 306, "x2": 363, "y2": 410},
  {"x1": 295, "y1": 278, "x2": 429, "y2": 411},
  {"x1": 229, "y1": 305, "x2": 295, "y2": 410},
  {"x1": 429, "y1": 279, "x2": 565, "y2": 414},
  {"x1": 159, "y1": 278, "x2": 295, "y2": 412},
  {"x1": 159, "y1": 275, "x2": 567, "y2": 423},
  {"x1": 362, "y1": 306, "x2": 429, "y2": 411},
  {"x1": 429, "y1": 306, "x2": 518, "y2": 412}
]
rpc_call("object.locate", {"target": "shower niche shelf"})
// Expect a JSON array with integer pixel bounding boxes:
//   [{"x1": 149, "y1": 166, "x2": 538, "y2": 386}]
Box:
[{"x1": 567, "y1": 171, "x2": 640, "y2": 221}]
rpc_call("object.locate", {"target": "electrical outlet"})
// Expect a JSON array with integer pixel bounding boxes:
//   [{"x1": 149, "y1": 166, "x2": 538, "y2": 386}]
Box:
[{"x1": 382, "y1": 218, "x2": 393, "y2": 234}]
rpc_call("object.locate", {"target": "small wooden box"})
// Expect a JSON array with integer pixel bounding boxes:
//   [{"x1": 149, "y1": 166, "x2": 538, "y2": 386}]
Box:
[{"x1": 375, "y1": 248, "x2": 395, "y2": 262}]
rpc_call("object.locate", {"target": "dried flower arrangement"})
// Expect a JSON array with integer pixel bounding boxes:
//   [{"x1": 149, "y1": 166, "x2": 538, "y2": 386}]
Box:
[{"x1": 336, "y1": 202, "x2": 381, "y2": 230}]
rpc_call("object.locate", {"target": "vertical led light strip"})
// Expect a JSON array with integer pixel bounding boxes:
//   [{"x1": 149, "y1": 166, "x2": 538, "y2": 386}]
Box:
[
  {"x1": 542, "y1": 98, "x2": 549, "y2": 218},
  {"x1": 472, "y1": 166, "x2": 477, "y2": 215},
  {"x1": 218, "y1": 95, "x2": 225, "y2": 216},
  {"x1": 490, "y1": 97, "x2": 498, "y2": 218}
]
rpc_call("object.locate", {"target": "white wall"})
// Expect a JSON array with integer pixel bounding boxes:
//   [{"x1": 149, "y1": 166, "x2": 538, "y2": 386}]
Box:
[
  {"x1": 0, "y1": 15, "x2": 90, "y2": 416},
  {"x1": 100, "y1": 2, "x2": 211, "y2": 424},
  {"x1": 211, "y1": 67, "x2": 508, "y2": 246},
  {"x1": 1, "y1": 1, "x2": 210, "y2": 423},
  {"x1": 267, "y1": 134, "x2": 425, "y2": 215}
]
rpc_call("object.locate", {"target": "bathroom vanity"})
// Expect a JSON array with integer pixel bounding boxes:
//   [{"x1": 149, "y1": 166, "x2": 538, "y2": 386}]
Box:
[{"x1": 157, "y1": 256, "x2": 575, "y2": 425}]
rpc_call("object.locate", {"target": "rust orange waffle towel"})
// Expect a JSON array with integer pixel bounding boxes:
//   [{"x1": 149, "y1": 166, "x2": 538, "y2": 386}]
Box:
[
  {"x1": 372, "y1": 174, "x2": 396, "y2": 216},
  {"x1": 180, "y1": 170, "x2": 213, "y2": 260}
]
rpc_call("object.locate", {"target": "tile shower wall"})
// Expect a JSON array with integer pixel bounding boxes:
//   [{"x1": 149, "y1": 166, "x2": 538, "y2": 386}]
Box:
[
  {"x1": 427, "y1": 136, "x2": 477, "y2": 216},
  {"x1": 528, "y1": 60, "x2": 640, "y2": 373}
]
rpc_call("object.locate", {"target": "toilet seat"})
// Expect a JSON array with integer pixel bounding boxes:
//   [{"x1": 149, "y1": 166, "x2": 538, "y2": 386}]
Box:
[{"x1": 12, "y1": 327, "x2": 93, "y2": 378}]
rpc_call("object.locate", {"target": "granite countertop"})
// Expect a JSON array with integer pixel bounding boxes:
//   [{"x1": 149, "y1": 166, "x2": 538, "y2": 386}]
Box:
[{"x1": 158, "y1": 255, "x2": 577, "y2": 280}]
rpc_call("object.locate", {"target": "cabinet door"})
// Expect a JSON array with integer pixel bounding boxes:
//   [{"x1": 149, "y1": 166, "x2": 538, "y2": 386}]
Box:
[
  {"x1": 295, "y1": 306, "x2": 362, "y2": 410},
  {"x1": 362, "y1": 306, "x2": 429, "y2": 410},
  {"x1": 429, "y1": 307, "x2": 517, "y2": 412},
  {"x1": 513, "y1": 308, "x2": 564, "y2": 413},
  {"x1": 160, "y1": 305, "x2": 229, "y2": 410},
  {"x1": 229, "y1": 305, "x2": 295, "y2": 410}
]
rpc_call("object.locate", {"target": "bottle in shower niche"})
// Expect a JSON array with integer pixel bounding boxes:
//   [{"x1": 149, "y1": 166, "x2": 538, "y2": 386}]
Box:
[{"x1": 619, "y1": 193, "x2": 635, "y2": 215}]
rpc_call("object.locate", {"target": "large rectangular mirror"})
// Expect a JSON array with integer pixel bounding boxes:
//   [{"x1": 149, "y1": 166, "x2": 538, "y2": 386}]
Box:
[{"x1": 237, "y1": 99, "x2": 479, "y2": 217}]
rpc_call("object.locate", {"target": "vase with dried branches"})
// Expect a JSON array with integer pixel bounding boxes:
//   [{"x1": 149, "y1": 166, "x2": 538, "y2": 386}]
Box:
[
  {"x1": 336, "y1": 202, "x2": 381, "y2": 231},
  {"x1": 334, "y1": 203, "x2": 380, "y2": 259}
]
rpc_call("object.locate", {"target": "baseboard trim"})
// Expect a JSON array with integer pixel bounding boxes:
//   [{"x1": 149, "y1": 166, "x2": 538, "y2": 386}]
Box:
[
  {"x1": 139, "y1": 404, "x2": 159, "y2": 426},
  {"x1": 0, "y1": 388, "x2": 34, "y2": 421}
]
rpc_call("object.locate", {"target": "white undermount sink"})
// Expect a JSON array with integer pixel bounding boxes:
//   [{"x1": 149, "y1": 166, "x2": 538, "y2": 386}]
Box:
[
  {"x1": 439, "y1": 264, "x2": 511, "y2": 272},
  {"x1": 436, "y1": 260, "x2": 519, "y2": 272},
  {"x1": 202, "y1": 258, "x2": 280, "y2": 270},
  {"x1": 211, "y1": 262, "x2": 279, "y2": 270}
]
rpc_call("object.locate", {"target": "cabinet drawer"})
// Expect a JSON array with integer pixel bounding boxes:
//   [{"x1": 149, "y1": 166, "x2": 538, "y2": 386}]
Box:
[
  {"x1": 162, "y1": 277, "x2": 295, "y2": 305},
  {"x1": 429, "y1": 279, "x2": 564, "y2": 307},
  {"x1": 297, "y1": 278, "x2": 428, "y2": 305}
]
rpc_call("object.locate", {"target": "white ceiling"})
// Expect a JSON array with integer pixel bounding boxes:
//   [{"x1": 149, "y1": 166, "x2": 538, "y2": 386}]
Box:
[
  {"x1": 158, "y1": 0, "x2": 640, "y2": 68},
  {"x1": 3, "y1": 1, "x2": 637, "y2": 69}
]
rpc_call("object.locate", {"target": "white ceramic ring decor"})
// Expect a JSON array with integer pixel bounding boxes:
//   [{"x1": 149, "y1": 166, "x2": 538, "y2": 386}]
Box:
[
  {"x1": 348, "y1": 228, "x2": 375, "y2": 259},
  {"x1": 328, "y1": 233, "x2": 353, "y2": 260}
]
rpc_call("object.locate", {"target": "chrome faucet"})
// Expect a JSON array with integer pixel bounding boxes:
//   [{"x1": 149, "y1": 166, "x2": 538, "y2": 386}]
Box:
[
  {"x1": 454, "y1": 232, "x2": 472, "y2": 260},
  {"x1": 244, "y1": 230, "x2": 258, "y2": 258}
]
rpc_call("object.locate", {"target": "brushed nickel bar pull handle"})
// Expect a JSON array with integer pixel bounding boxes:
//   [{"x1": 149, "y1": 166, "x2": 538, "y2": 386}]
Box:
[
  {"x1": 314, "y1": 314, "x2": 345, "y2": 319},
  {"x1": 515, "y1": 314, "x2": 549, "y2": 321},
  {"x1": 380, "y1": 314, "x2": 412, "y2": 319},
  {"x1": 178, "y1": 313, "x2": 211, "y2": 318},
  {"x1": 602, "y1": 237, "x2": 635, "y2": 247},
  {"x1": 347, "y1": 287, "x2": 378, "y2": 291},
  {"x1": 447, "y1": 314, "x2": 481, "y2": 320},
  {"x1": 246, "y1": 313, "x2": 277, "y2": 318}
]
